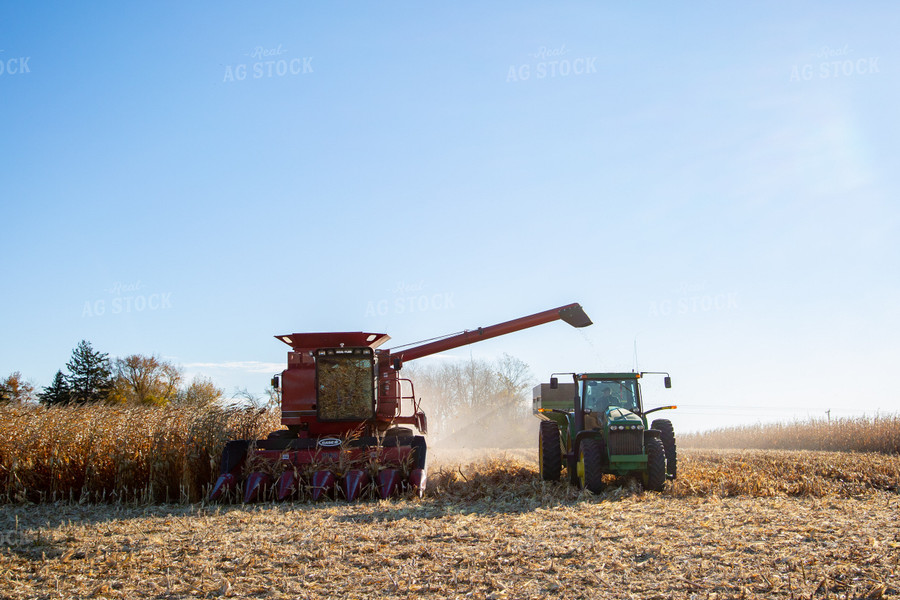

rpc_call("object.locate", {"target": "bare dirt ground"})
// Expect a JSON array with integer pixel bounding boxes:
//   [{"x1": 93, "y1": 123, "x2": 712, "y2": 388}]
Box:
[{"x1": 2, "y1": 449, "x2": 899, "y2": 599}]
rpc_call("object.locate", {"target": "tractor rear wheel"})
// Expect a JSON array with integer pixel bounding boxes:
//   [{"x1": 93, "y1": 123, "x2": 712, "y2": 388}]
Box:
[
  {"x1": 578, "y1": 438, "x2": 607, "y2": 494},
  {"x1": 644, "y1": 437, "x2": 666, "y2": 492},
  {"x1": 651, "y1": 419, "x2": 677, "y2": 480},
  {"x1": 538, "y1": 421, "x2": 562, "y2": 481}
]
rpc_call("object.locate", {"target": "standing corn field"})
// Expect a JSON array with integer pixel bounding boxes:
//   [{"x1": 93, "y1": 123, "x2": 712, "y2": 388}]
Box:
[
  {"x1": 0, "y1": 404, "x2": 279, "y2": 503},
  {"x1": 680, "y1": 415, "x2": 900, "y2": 454}
]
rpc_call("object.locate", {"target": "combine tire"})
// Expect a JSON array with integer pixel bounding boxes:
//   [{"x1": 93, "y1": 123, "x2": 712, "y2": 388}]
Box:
[
  {"x1": 384, "y1": 426, "x2": 414, "y2": 437},
  {"x1": 644, "y1": 437, "x2": 666, "y2": 492},
  {"x1": 539, "y1": 421, "x2": 562, "y2": 481},
  {"x1": 651, "y1": 419, "x2": 677, "y2": 480},
  {"x1": 578, "y1": 438, "x2": 607, "y2": 494}
]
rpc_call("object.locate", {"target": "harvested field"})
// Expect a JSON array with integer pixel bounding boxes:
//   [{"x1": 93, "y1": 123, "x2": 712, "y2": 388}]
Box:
[
  {"x1": 2, "y1": 449, "x2": 900, "y2": 599},
  {"x1": 428, "y1": 448, "x2": 900, "y2": 501}
]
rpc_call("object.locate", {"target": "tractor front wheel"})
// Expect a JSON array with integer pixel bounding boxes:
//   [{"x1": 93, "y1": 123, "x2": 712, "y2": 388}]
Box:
[
  {"x1": 651, "y1": 419, "x2": 677, "y2": 480},
  {"x1": 539, "y1": 421, "x2": 562, "y2": 481},
  {"x1": 578, "y1": 438, "x2": 607, "y2": 494},
  {"x1": 644, "y1": 437, "x2": 667, "y2": 492}
]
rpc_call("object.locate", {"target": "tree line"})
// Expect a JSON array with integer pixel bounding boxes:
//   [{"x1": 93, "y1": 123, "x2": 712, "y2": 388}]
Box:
[
  {"x1": 2, "y1": 343, "x2": 541, "y2": 446},
  {"x1": 0, "y1": 340, "x2": 223, "y2": 407},
  {"x1": 404, "y1": 353, "x2": 537, "y2": 447}
]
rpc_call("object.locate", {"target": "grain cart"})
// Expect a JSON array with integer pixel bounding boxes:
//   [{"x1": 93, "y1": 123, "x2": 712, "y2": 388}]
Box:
[
  {"x1": 533, "y1": 372, "x2": 676, "y2": 492},
  {"x1": 211, "y1": 303, "x2": 592, "y2": 502}
]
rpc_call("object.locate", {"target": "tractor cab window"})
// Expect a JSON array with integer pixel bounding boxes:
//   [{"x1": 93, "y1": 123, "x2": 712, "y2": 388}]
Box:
[
  {"x1": 315, "y1": 348, "x2": 375, "y2": 421},
  {"x1": 584, "y1": 380, "x2": 639, "y2": 413}
]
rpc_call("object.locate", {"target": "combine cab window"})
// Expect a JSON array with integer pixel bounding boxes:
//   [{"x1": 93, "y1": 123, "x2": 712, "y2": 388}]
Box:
[
  {"x1": 315, "y1": 348, "x2": 375, "y2": 421},
  {"x1": 584, "y1": 380, "x2": 639, "y2": 413}
]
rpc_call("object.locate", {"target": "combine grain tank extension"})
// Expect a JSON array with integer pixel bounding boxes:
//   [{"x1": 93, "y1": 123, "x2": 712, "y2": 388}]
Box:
[{"x1": 210, "y1": 302, "x2": 592, "y2": 502}]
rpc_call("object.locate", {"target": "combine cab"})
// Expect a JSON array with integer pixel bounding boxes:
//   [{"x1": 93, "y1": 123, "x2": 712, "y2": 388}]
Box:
[{"x1": 211, "y1": 303, "x2": 592, "y2": 502}]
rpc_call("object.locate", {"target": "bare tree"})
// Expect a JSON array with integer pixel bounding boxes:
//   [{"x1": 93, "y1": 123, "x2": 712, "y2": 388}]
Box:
[
  {"x1": 407, "y1": 354, "x2": 535, "y2": 446},
  {"x1": 229, "y1": 386, "x2": 279, "y2": 410},
  {"x1": 113, "y1": 355, "x2": 182, "y2": 406},
  {"x1": 175, "y1": 376, "x2": 224, "y2": 407},
  {"x1": 0, "y1": 372, "x2": 36, "y2": 404},
  {"x1": 495, "y1": 353, "x2": 533, "y2": 418}
]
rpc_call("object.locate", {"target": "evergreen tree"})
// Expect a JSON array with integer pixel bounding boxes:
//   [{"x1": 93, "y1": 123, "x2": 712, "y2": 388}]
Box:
[
  {"x1": 65, "y1": 340, "x2": 113, "y2": 404},
  {"x1": 39, "y1": 370, "x2": 71, "y2": 405}
]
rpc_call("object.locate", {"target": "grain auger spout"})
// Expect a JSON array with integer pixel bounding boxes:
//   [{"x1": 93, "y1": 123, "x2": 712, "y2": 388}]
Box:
[{"x1": 209, "y1": 302, "x2": 592, "y2": 503}]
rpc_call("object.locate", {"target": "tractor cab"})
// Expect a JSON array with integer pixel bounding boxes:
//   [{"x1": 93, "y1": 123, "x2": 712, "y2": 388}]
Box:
[{"x1": 582, "y1": 375, "x2": 641, "y2": 423}]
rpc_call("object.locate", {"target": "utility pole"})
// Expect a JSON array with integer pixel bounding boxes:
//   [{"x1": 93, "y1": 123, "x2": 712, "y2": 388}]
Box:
[{"x1": 826, "y1": 409, "x2": 831, "y2": 424}]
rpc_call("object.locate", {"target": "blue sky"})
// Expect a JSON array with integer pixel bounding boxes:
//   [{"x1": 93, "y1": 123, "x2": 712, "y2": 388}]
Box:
[{"x1": 2, "y1": 2, "x2": 898, "y2": 432}]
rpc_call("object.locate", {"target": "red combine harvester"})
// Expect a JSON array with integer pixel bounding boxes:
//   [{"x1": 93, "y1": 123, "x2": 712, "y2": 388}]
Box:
[{"x1": 210, "y1": 302, "x2": 592, "y2": 502}]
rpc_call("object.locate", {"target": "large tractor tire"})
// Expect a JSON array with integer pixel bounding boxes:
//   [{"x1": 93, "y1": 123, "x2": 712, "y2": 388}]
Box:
[
  {"x1": 578, "y1": 437, "x2": 607, "y2": 494},
  {"x1": 644, "y1": 437, "x2": 667, "y2": 492},
  {"x1": 651, "y1": 419, "x2": 677, "y2": 480},
  {"x1": 538, "y1": 421, "x2": 562, "y2": 481}
]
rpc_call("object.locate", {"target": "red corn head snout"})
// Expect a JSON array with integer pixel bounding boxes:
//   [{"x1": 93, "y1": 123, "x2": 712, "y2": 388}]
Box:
[
  {"x1": 408, "y1": 468, "x2": 426, "y2": 498},
  {"x1": 276, "y1": 470, "x2": 298, "y2": 500},
  {"x1": 244, "y1": 472, "x2": 271, "y2": 503},
  {"x1": 210, "y1": 473, "x2": 237, "y2": 501},
  {"x1": 310, "y1": 470, "x2": 337, "y2": 501},
  {"x1": 342, "y1": 469, "x2": 370, "y2": 501},
  {"x1": 376, "y1": 468, "x2": 402, "y2": 499}
]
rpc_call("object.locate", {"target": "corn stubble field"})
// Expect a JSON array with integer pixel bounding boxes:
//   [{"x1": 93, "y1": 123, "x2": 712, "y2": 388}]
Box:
[{"x1": 1, "y1": 406, "x2": 899, "y2": 599}]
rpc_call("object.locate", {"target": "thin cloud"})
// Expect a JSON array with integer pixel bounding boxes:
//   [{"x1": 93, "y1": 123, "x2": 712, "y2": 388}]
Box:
[{"x1": 182, "y1": 361, "x2": 283, "y2": 374}]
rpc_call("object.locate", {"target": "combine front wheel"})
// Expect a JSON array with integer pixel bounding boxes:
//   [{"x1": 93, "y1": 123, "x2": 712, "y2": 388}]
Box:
[{"x1": 538, "y1": 421, "x2": 562, "y2": 481}]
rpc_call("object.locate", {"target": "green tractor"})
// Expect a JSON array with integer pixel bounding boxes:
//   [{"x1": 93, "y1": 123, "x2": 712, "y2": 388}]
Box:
[{"x1": 533, "y1": 372, "x2": 676, "y2": 493}]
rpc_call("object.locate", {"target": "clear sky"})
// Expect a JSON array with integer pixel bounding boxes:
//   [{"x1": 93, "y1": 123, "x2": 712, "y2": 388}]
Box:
[{"x1": 2, "y1": 2, "x2": 898, "y2": 433}]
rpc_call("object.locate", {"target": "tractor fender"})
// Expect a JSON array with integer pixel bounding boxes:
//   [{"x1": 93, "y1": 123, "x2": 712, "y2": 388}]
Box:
[
  {"x1": 572, "y1": 430, "x2": 605, "y2": 459},
  {"x1": 563, "y1": 413, "x2": 576, "y2": 444}
]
